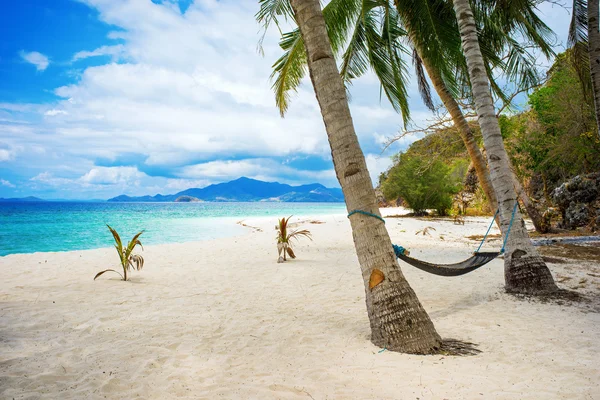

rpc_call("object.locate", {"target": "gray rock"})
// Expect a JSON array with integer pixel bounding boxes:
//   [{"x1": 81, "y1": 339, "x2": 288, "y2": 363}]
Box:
[
  {"x1": 552, "y1": 173, "x2": 600, "y2": 229},
  {"x1": 565, "y1": 203, "x2": 590, "y2": 228}
]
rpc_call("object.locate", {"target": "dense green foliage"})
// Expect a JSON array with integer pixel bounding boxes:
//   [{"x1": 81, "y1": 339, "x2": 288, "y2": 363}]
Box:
[
  {"x1": 501, "y1": 51, "x2": 600, "y2": 198},
  {"x1": 381, "y1": 51, "x2": 599, "y2": 216},
  {"x1": 382, "y1": 150, "x2": 464, "y2": 216}
]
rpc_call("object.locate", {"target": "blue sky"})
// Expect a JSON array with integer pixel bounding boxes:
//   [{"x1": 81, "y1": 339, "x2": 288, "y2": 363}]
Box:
[{"x1": 0, "y1": 0, "x2": 570, "y2": 200}]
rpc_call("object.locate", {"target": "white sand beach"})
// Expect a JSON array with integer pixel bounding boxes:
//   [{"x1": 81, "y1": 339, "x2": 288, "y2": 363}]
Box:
[{"x1": 1, "y1": 208, "x2": 599, "y2": 399}]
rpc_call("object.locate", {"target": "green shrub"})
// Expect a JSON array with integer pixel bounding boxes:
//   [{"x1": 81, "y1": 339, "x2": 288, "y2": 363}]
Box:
[{"x1": 382, "y1": 154, "x2": 460, "y2": 216}]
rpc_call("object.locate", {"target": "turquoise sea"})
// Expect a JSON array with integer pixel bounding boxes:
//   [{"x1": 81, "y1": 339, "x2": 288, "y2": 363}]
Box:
[{"x1": 0, "y1": 202, "x2": 347, "y2": 256}]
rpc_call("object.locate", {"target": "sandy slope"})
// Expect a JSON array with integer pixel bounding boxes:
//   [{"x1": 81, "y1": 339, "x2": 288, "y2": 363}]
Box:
[{"x1": 1, "y1": 208, "x2": 599, "y2": 399}]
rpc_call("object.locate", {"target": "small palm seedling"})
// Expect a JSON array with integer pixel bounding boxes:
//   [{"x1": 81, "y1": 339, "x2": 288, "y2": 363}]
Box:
[
  {"x1": 94, "y1": 225, "x2": 145, "y2": 281},
  {"x1": 276, "y1": 216, "x2": 312, "y2": 263}
]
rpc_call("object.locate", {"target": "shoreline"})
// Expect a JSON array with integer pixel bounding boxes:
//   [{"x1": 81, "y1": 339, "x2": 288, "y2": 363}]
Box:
[{"x1": 0, "y1": 203, "x2": 349, "y2": 257}]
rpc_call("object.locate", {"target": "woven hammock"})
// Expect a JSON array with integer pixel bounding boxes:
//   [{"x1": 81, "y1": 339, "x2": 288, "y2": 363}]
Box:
[
  {"x1": 348, "y1": 207, "x2": 516, "y2": 277},
  {"x1": 395, "y1": 250, "x2": 500, "y2": 277}
]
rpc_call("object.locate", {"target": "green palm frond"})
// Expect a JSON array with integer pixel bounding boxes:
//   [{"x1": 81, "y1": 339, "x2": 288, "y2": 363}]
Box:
[
  {"x1": 126, "y1": 230, "x2": 145, "y2": 256},
  {"x1": 288, "y1": 228, "x2": 313, "y2": 242},
  {"x1": 256, "y1": 0, "x2": 294, "y2": 25},
  {"x1": 271, "y1": 29, "x2": 307, "y2": 116},
  {"x1": 268, "y1": 0, "x2": 363, "y2": 116},
  {"x1": 411, "y1": 48, "x2": 435, "y2": 110},
  {"x1": 569, "y1": 0, "x2": 588, "y2": 47},
  {"x1": 476, "y1": 0, "x2": 554, "y2": 85},
  {"x1": 395, "y1": 0, "x2": 462, "y2": 99},
  {"x1": 568, "y1": 0, "x2": 592, "y2": 97},
  {"x1": 107, "y1": 224, "x2": 123, "y2": 252},
  {"x1": 340, "y1": 9, "x2": 369, "y2": 81},
  {"x1": 504, "y1": 38, "x2": 540, "y2": 89},
  {"x1": 340, "y1": 1, "x2": 411, "y2": 124},
  {"x1": 256, "y1": 0, "x2": 295, "y2": 54}
]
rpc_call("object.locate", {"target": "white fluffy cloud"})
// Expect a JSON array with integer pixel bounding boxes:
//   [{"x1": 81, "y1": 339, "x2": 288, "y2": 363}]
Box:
[
  {"x1": 44, "y1": 109, "x2": 68, "y2": 116},
  {"x1": 178, "y1": 158, "x2": 336, "y2": 184},
  {"x1": 0, "y1": 149, "x2": 13, "y2": 161},
  {"x1": 19, "y1": 51, "x2": 50, "y2": 71},
  {"x1": 3, "y1": 0, "x2": 568, "y2": 199},
  {"x1": 365, "y1": 154, "x2": 393, "y2": 186},
  {"x1": 72, "y1": 44, "x2": 126, "y2": 62},
  {"x1": 0, "y1": 0, "x2": 436, "y2": 198},
  {"x1": 80, "y1": 166, "x2": 145, "y2": 185},
  {"x1": 0, "y1": 179, "x2": 15, "y2": 188},
  {"x1": 35, "y1": 0, "x2": 334, "y2": 169}
]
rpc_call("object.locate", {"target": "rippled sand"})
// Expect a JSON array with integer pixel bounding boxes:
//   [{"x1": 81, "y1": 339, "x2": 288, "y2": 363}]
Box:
[{"x1": 1, "y1": 208, "x2": 598, "y2": 399}]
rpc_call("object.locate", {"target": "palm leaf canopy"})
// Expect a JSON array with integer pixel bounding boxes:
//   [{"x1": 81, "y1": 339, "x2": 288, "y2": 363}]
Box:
[{"x1": 257, "y1": 0, "x2": 557, "y2": 120}]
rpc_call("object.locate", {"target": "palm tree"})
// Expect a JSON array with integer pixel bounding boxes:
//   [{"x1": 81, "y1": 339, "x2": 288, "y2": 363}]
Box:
[
  {"x1": 276, "y1": 216, "x2": 312, "y2": 262},
  {"x1": 258, "y1": 0, "x2": 442, "y2": 353},
  {"x1": 393, "y1": 0, "x2": 554, "y2": 233},
  {"x1": 393, "y1": 0, "x2": 499, "y2": 217},
  {"x1": 94, "y1": 225, "x2": 145, "y2": 281},
  {"x1": 570, "y1": 0, "x2": 600, "y2": 137},
  {"x1": 269, "y1": 0, "x2": 554, "y2": 232},
  {"x1": 267, "y1": 0, "x2": 558, "y2": 292},
  {"x1": 452, "y1": 0, "x2": 557, "y2": 293}
]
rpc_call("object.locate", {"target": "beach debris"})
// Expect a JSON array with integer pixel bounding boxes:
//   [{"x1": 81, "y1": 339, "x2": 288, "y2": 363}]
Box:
[
  {"x1": 453, "y1": 215, "x2": 465, "y2": 225},
  {"x1": 416, "y1": 226, "x2": 436, "y2": 236},
  {"x1": 369, "y1": 269, "x2": 385, "y2": 289},
  {"x1": 237, "y1": 220, "x2": 263, "y2": 232},
  {"x1": 276, "y1": 216, "x2": 312, "y2": 262},
  {"x1": 94, "y1": 225, "x2": 145, "y2": 281}
]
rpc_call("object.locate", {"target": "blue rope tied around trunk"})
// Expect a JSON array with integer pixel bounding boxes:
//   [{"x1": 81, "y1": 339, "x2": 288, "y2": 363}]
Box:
[
  {"x1": 500, "y1": 202, "x2": 519, "y2": 254},
  {"x1": 476, "y1": 209, "x2": 499, "y2": 253},
  {"x1": 347, "y1": 209, "x2": 385, "y2": 224},
  {"x1": 393, "y1": 244, "x2": 407, "y2": 257}
]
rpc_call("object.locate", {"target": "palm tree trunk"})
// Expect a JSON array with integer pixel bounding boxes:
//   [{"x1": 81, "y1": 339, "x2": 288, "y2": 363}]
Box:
[
  {"x1": 416, "y1": 49, "x2": 499, "y2": 215},
  {"x1": 588, "y1": 0, "x2": 600, "y2": 136},
  {"x1": 452, "y1": 0, "x2": 557, "y2": 294},
  {"x1": 512, "y1": 174, "x2": 548, "y2": 233},
  {"x1": 396, "y1": 3, "x2": 551, "y2": 232},
  {"x1": 290, "y1": 0, "x2": 441, "y2": 353}
]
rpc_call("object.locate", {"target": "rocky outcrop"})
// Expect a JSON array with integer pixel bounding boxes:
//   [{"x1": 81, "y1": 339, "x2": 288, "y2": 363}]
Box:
[
  {"x1": 174, "y1": 195, "x2": 201, "y2": 202},
  {"x1": 552, "y1": 173, "x2": 600, "y2": 230}
]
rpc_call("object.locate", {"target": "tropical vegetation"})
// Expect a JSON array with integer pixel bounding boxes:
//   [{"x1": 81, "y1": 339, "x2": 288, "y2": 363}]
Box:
[
  {"x1": 94, "y1": 225, "x2": 145, "y2": 282},
  {"x1": 276, "y1": 216, "x2": 312, "y2": 262},
  {"x1": 381, "y1": 50, "x2": 600, "y2": 222},
  {"x1": 381, "y1": 153, "x2": 464, "y2": 216}
]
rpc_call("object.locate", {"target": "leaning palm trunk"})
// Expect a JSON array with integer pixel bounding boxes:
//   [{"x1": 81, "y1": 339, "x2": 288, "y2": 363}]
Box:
[
  {"x1": 396, "y1": 2, "x2": 553, "y2": 232},
  {"x1": 589, "y1": 0, "x2": 600, "y2": 136},
  {"x1": 411, "y1": 30, "x2": 547, "y2": 232},
  {"x1": 452, "y1": 0, "x2": 557, "y2": 294},
  {"x1": 512, "y1": 174, "x2": 547, "y2": 233},
  {"x1": 290, "y1": 0, "x2": 441, "y2": 353},
  {"x1": 415, "y1": 47, "x2": 498, "y2": 215}
]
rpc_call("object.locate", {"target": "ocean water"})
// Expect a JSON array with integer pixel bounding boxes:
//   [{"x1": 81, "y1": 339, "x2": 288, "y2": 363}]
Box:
[{"x1": 0, "y1": 202, "x2": 347, "y2": 256}]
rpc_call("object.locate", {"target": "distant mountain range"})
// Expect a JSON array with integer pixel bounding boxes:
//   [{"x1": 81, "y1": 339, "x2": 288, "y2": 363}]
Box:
[
  {"x1": 0, "y1": 196, "x2": 45, "y2": 202},
  {"x1": 107, "y1": 177, "x2": 344, "y2": 203}
]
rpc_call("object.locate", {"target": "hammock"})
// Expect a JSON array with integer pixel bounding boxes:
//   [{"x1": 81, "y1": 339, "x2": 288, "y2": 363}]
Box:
[
  {"x1": 394, "y1": 245, "x2": 500, "y2": 277},
  {"x1": 348, "y1": 206, "x2": 518, "y2": 277}
]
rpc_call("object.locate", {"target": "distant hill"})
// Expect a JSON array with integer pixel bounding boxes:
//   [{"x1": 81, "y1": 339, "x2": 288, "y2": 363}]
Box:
[
  {"x1": 0, "y1": 196, "x2": 46, "y2": 202},
  {"x1": 174, "y1": 195, "x2": 201, "y2": 202},
  {"x1": 108, "y1": 177, "x2": 344, "y2": 203}
]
